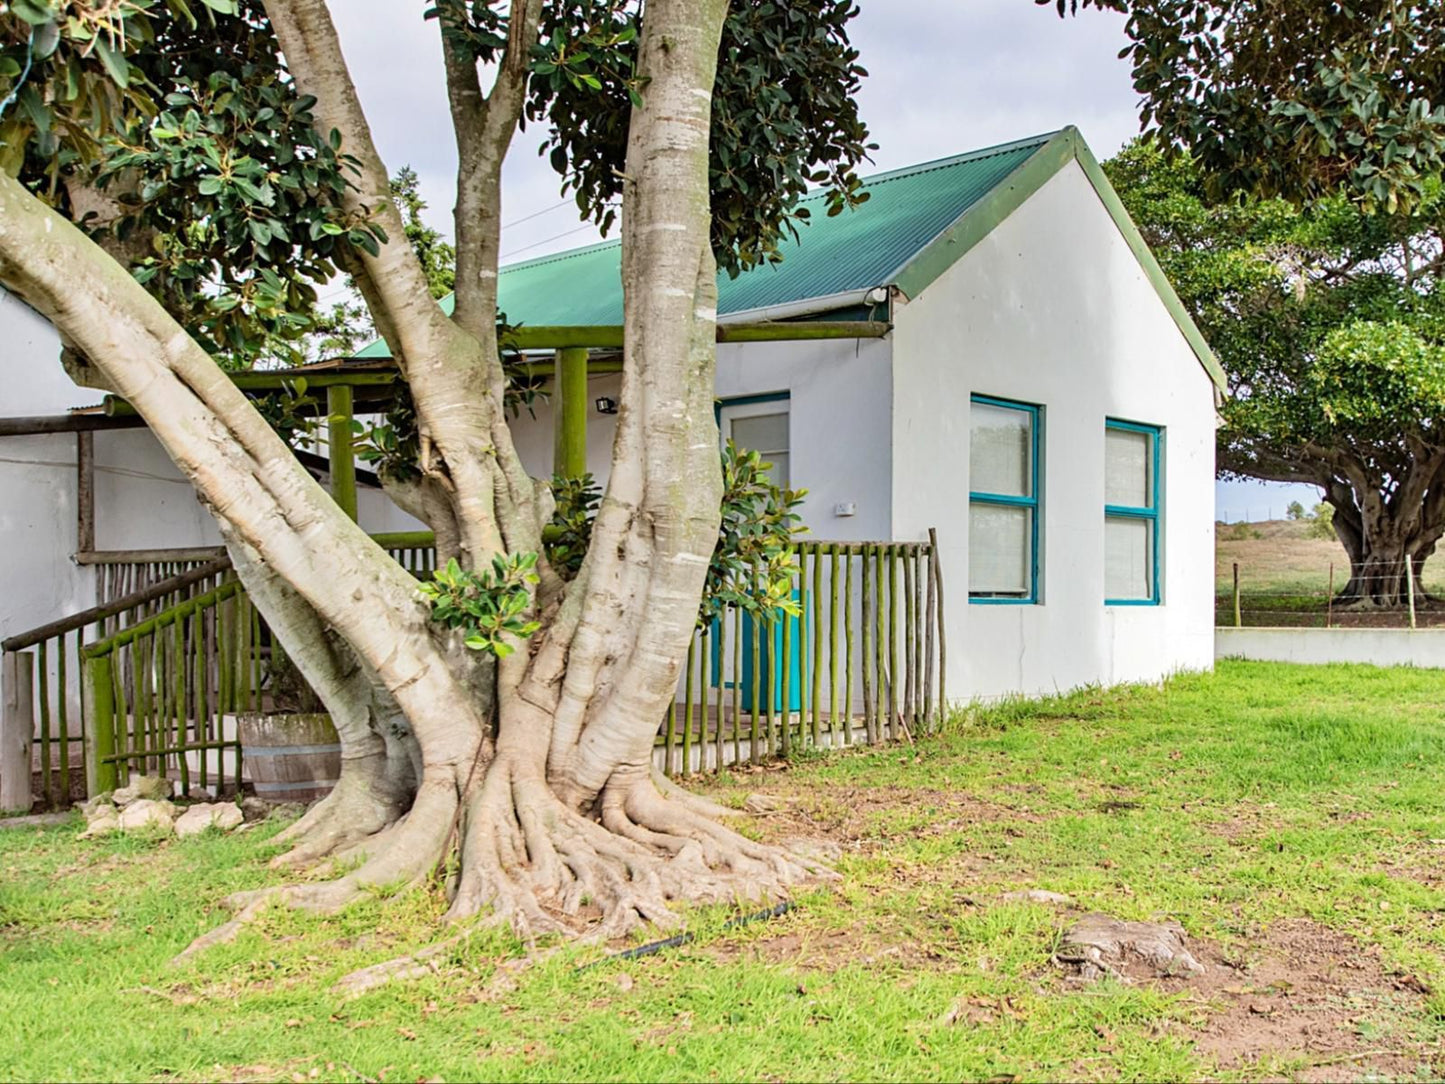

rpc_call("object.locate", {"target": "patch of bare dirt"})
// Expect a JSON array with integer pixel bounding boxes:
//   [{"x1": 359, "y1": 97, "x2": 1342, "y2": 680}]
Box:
[{"x1": 1179, "y1": 919, "x2": 1441, "y2": 1082}]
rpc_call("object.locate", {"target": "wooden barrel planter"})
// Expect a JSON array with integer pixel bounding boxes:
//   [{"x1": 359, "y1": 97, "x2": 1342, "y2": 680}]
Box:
[{"x1": 237, "y1": 713, "x2": 340, "y2": 803}]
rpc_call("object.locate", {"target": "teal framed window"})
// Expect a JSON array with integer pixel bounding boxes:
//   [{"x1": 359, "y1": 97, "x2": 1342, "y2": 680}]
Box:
[
  {"x1": 1104, "y1": 419, "x2": 1162, "y2": 605},
  {"x1": 968, "y1": 395, "x2": 1041, "y2": 604}
]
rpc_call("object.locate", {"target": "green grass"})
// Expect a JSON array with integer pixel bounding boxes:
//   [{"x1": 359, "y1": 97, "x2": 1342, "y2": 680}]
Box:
[{"x1": 4, "y1": 660, "x2": 1445, "y2": 1082}]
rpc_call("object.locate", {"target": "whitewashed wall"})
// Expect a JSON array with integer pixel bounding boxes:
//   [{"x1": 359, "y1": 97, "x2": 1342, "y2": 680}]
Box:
[
  {"x1": 510, "y1": 338, "x2": 895, "y2": 543},
  {"x1": 891, "y1": 160, "x2": 1217, "y2": 701},
  {"x1": 0, "y1": 293, "x2": 100, "y2": 646}
]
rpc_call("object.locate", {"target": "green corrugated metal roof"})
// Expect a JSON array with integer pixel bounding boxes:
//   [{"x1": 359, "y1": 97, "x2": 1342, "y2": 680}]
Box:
[{"x1": 356, "y1": 132, "x2": 1057, "y2": 358}]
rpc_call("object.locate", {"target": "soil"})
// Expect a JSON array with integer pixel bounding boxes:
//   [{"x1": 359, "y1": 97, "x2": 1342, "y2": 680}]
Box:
[{"x1": 1181, "y1": 920, "x2": 1440, "y2": 1082}]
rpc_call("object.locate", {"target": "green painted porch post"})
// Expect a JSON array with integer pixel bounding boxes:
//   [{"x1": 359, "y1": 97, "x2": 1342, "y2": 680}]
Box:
[
  {"x1": 327, "y1": 384, "x2": 358, "y2": 521},
  {"x1": 553, "y1": 347, "x2": 589, "y2": 478}
]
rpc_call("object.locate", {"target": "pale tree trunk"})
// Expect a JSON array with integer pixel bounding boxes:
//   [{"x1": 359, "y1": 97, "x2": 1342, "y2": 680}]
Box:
[{"x1": 0, "y1": 0, "x2": 825, "y2": 955}]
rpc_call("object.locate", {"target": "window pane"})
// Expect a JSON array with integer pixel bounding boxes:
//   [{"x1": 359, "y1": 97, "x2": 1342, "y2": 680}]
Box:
[
  {"x1": 1105, "y1": 515, "x2": 1153, "y2": 600},
  {"x1": 969, "y1": 503, "x2": 1032, "y2": 596},
  {"x1": 970, "y1": 402, "x2": 1032, "y2": 498},
  {"x1": 730, "y1": 412, "x2": 789, "y2": 456},
  {"x1": 1105, "y1": 427, "x2": 1152, "y2": 508},
  {"x1": 762, "y1": 452, "x2": 790, "y2": 490}
]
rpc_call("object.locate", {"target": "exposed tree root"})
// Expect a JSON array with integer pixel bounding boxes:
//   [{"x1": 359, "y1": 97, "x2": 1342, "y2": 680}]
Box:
[
  {"x1": 178, "y1": 752, "x2": 832, "y2": 966},
  {"x1": 271, "y1": 750, "x2": 413, "y2": 870}
]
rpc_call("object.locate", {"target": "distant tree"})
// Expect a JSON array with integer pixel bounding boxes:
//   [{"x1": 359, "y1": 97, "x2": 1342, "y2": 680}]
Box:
[
  {"x1": 1106, "y1": 141, "x2": 1445, "y2": 606},
  {"x1": 1286, "y1": 501, "x2": 1306, "y2": 522}
]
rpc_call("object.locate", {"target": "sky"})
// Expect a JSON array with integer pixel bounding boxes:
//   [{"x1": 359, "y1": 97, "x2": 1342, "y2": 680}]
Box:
[{"x1": 328, "y1": 0, "x2": 1320, "y2": 521}]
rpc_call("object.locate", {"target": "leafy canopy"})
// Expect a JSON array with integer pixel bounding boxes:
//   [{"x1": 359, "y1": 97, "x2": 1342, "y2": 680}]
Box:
[
  {"x1": 1046, "y1": 1, "x2": 1445, "y2": 213},
  {"x1": 1105, "y1": 140, "x2": 1445, "y2": 483},
  {"x1": 6, "y1": 1, "x2": 874, "y2": 363},
  {"x1": 2, "y1": 0, "x2": 381, "y2": 368}
]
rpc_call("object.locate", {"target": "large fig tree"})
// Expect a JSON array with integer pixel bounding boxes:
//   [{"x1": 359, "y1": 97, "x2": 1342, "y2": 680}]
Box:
[{"x1": 0, "y1": 0, "x2": 870, "y2": 946}]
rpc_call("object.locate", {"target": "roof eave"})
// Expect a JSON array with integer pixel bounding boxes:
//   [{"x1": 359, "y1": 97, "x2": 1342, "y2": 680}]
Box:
[{"x1": 885, "y1": 127, "x2": 1227, "y2": 393}]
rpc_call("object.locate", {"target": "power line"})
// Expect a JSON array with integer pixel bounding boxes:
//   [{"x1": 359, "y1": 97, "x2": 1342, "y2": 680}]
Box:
[
  {"x1": 500, "y1": 221, "x2": 604, "y2": 259},
  {"x1": 502, "y1": 198, "x2": 575, "y2": 229}
]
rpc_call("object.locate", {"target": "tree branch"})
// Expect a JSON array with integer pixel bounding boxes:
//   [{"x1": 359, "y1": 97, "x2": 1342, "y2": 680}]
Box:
[{"x1": 443, "y1": 0, "x2": 543, "y2": 340}]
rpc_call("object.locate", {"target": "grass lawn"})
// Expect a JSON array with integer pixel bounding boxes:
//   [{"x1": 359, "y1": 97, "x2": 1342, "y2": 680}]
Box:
[{"x1": 3, "y1": 660, "x2": 1445, "y2": 1082}]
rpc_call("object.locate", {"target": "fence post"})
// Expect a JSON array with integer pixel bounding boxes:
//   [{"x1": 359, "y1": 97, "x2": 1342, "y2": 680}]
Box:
[
  {"x1": 929, "y1": 527, "x2": 946, "y2": 728},
  {"x1": 84, "y1": 652, "x2": 119, "y2": 795},
  {"x1": 1407, "y1": 560, "x2": 1417, "y2": 630},
  {"x1": 1326, "y1": 563, "x2": 1334, "y2": 629},
  {"x1": 1, "y1": 650, "x2": 34, "y2": 812},
  {"x1": 1232, "y1": 562, "x2": 1242, "y2": 628}
]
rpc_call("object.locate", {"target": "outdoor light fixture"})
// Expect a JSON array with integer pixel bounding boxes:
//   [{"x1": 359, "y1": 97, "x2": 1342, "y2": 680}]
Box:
[{"x1": 595, "y1": 397, "x2": 619, "y2": 415}]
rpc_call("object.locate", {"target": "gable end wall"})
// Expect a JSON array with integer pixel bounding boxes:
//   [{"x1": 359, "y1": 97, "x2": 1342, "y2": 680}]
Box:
[{"x1": 889, "y1": 159, "x2": 1217, "y2": 701}]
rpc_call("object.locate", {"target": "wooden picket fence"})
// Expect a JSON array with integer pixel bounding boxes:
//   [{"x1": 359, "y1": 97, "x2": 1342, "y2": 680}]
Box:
[
  {"x1": 658, "y1": 536, "x2": 945, "y2": 775},
  {"x1": 1, "y1": 531, "x2": 944, "y2": 807}
]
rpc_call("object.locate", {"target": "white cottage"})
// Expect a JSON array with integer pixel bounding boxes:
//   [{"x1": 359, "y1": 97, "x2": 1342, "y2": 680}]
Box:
[
  {"x1": 0, "y1": 127, "x2": 1222, "y2": 724},
  {"x1": 365, "y1": 127, "x2": 1225, "y2": 698}
]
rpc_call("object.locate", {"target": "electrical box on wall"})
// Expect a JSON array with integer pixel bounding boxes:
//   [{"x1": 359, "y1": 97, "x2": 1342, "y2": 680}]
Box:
[{"x1": 834, "y1": 501, "x2": 857, "y2": 517}]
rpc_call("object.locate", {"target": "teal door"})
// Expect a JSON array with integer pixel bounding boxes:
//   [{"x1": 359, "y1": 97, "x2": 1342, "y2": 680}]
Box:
[{"x1": 714, "y1": 593, "x2": 808, "y2": 714}]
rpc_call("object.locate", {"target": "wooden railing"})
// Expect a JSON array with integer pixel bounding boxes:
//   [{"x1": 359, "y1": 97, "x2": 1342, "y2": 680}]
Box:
[
  {"x1": 82, "y1": 577, "x2": 259, "y2": 797},
  {"x1": 3, "y1": 530, "x2": 944, "y2": 808},
  {"x1": 1, "y1": 557, "x2": 231, "y2": 808}
]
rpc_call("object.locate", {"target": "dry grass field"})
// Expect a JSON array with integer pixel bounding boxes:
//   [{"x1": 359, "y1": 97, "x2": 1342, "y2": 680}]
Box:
[{"x1": 1215, "y1": 519, "x2": 1445, "y2": 626}]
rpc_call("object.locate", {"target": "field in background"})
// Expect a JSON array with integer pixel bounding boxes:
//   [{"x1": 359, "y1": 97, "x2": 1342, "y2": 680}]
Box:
[
  {"x1": 1216, "y1": 519, "x2": 1445, "y2": 627},
  {"x1": 3, "y1": 661, "x2": 1445, "y2": 1082}
]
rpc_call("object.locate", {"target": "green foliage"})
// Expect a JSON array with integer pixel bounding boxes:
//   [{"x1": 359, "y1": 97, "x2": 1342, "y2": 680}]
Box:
[
  {"x1": 419, "y1": 554, "x2": 541, "y2": 658},
  {"x1": 541, "y1": 443, "x2": 806, "y2": 625},
  {"x1": 700, "y1": 441, "x2": 806, "y2": 627},
  {"x1": 545, "y1": 471, "x2": 601, "y2": 580},
  {"x1": 1286, "y1": 501, "x2": 1305, "y2": 521},
  {"x1": 522, "y1": 0, "x2": 874, "y2": 277},
  {"x1": 2, "y1": 1, "x2": 380, "y2": 369},
  {"x1": 1045, "y1": 0, "x2": 1445, "y2": 213},
  {"x1": 1310, "y1": 502, "x2": 1337, "y2": 541},
  {"x1": 250, "y1": 376, "x2": 319, "y2": 449},
  {"x1": 356, "y1": 381, "x2": 421, "y2": 484},
  {"x1": 1105, "y1": 139, "x2": 1445, "y2": 488}
]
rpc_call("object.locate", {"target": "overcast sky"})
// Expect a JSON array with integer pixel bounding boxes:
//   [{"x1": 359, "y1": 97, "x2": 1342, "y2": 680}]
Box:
[{"x1": 328, "y1": 1, "x2": 1318, "y2": 517}]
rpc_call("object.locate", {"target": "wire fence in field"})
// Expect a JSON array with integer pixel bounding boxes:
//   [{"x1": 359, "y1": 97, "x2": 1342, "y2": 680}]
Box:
[{"x1": 1216, "y1": 561, "x2": 1445, "y2": 629}]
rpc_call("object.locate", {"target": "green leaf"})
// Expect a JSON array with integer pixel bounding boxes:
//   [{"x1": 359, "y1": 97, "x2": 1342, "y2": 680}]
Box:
[
  {"x1": 8, "y1": 0, "x2": 57, "y2": 27},
  {"x1": 93, "y1": 39, "x2": 131, "y2": 89}
]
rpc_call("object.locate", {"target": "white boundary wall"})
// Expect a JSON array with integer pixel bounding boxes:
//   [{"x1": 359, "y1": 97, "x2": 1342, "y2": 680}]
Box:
[{"x1": 1216, "y1": 627, "x2": 1445, "y2": 669}]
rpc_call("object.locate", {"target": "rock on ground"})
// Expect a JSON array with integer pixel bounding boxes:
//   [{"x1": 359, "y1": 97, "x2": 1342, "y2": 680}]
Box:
[
  {"x1": 112, "y1": 776, "x2": 171, "y2": 807},
  {"x1": 79, "y1": 807, "x2": 120, "y2": 838},
  {"x1": 1057, "y1": 912, "x2": 1206, "y2": 981},
  {"x1": 174, "y1": 802, "x2": 244, "y2": 838},
  {"x1": 116, "y1": 798, "x2": 177, "y2": 833}
]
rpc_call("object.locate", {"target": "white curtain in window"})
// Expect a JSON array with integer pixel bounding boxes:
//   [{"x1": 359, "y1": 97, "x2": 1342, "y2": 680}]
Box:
[
  {"x1": 730, "y1": 412, "x2": 790, "y2": 489},
  {"x1": 969, "y1": 504, "x2": 1031, "y2": 595},
  {"x1": 1105, "y1": 516, "x2": 1152, "y2": 600},
  {"x1": 1105, "y1": 427, "x2": 1151, "y2": 508},
  {"x1": 970, "y1": 403, "x2": 1032, "y2": 497}
]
